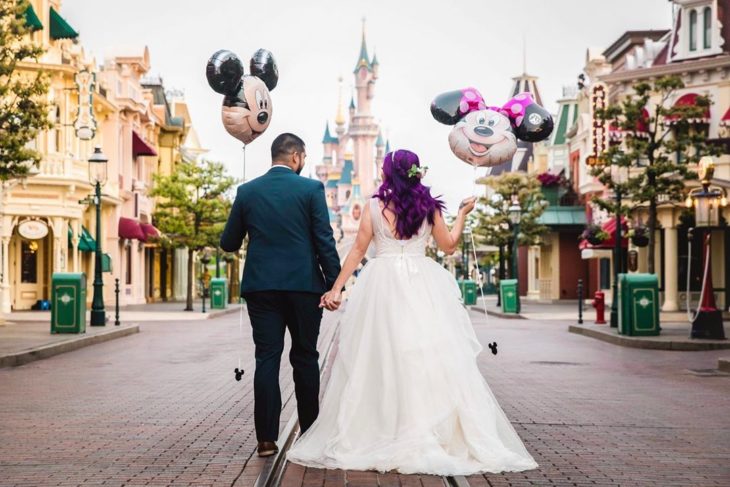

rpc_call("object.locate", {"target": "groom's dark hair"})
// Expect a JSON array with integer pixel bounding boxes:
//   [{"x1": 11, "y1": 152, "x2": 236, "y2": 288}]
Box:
[{"x1": 271, "y1": 133, "x2": 306, "y2": 162}]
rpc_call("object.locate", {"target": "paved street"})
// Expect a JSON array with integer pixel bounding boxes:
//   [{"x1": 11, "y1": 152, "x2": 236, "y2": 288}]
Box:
[{"x1": 1, "y1": 306, "x2": 729, "y2": 486}]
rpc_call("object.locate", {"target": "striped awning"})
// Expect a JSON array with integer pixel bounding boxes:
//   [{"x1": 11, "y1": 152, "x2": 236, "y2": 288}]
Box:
[
  {"x1": 49, "y1": 7, "x2": 78, "y2": 40},
  {"x1": 78, "y1": 226, "x2": 96, "y2": 252},
  {"x1": 24, "y1": 5, "x2": 43, "y2": 31}
]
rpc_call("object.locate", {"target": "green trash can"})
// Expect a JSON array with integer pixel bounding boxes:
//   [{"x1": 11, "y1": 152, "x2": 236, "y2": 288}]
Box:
[
  {"x1": 458, "y1": 279, "x2": 478, "y2": 306},
  {"x1": 500, "y1": 279, "x2": 520, "y2": 314},
  {"x1": 210, "y1": 277, "x2": 228, "y2": 309},
  {"x1": 51, "y1": 273, "x2": 87, "y2": 334},
  {"x1": 618, "y1": 273, "x2": 661, "y2": 336}
]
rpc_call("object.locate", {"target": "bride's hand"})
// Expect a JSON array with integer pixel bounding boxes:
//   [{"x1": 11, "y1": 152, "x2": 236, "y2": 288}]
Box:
[
  {"x1": 320, "y1": 290, "x2": 342, "y2": 311},
  {"x1": 458, "y1": 196, "x2": 477, "y2": 216}
]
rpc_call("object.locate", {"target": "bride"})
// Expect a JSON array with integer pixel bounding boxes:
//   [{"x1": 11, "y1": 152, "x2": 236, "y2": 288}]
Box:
[{"x1": 285, "y1": 149, "x2": 538, "y2": 475}]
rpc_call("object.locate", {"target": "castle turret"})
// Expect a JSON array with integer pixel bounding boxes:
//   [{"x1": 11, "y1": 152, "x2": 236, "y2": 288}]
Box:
[{"x1": 375, "y1": 129, "x2": 385, "y2": 179}]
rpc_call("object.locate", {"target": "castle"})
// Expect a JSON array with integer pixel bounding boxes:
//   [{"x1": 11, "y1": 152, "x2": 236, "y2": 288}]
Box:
[{"x1": 315, "y1": 22, "x2": 389, "y2": 244}]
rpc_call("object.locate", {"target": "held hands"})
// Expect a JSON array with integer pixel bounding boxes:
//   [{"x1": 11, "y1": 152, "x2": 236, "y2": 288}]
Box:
[
  {"x1": 458, "y1": 196, "x2": 477, "y2": 217},
  {"x1": 319, "y1": 289, "x2": 342, "y2": 311}
]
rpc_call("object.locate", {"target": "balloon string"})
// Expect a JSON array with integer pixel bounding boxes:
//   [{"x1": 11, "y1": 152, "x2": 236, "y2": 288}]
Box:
[
  {"x1": 469, "y1": 162, "x2": 489, "y2": 321},
  {"x1": 239, "y1": 144, "x2": 247, "y2": 373}
]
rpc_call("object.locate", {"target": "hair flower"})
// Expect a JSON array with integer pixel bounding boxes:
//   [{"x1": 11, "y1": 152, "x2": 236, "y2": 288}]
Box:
[{"x1": 407, "y1": 164, "x2": 428, "y2": 179}]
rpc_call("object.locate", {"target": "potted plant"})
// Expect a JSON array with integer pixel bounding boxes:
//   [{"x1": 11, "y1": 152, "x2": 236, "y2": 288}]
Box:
[
  {"x1": 580, "y1": 224, "x2": 609, "y2": 245},
  {"x1": 537, "y1": 172, "x2": 564, "y2": 206},
  {"x1": 628, "y1": 225, "x2": 649, "y2": 247}
]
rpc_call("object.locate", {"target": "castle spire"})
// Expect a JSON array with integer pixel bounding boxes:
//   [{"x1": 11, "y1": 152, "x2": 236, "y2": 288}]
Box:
[
  {"x1": 353, "y1": 17, "x2": 371, "y2": 73},
  {"x1": 335, "y1": 76, "x2": 345, "y2": 125},
  {"x1": 322, "y1": 122, "x2": 338, "y2": 144}
]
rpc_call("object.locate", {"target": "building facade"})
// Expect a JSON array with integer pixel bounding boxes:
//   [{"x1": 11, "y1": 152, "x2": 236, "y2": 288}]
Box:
[{"x1": 567, "y1": 0, "x2": 730, "y2": 310}]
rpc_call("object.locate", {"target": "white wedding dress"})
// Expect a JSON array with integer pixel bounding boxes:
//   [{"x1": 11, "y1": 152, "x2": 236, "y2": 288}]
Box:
[{"x1": 286, "y1": 199, "x2": 538, "y2": 475}]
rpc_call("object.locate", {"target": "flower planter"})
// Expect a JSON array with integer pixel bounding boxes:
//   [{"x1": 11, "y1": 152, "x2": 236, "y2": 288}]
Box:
[
  {"x1": 631, "y1": 235, "x2": 649, "y2": 247},
  {"x1": 587, "y1": 236, "x2": 606, "y2": 246}
]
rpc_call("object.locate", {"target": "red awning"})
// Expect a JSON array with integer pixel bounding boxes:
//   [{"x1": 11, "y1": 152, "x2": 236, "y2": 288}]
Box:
[
  {"x1": 132, "y1": 130, "x2": 157, "y2": 157},
  {"x1": 720, "y1": 106, "x2": 730, "y2": 127},
  {"x1": 609, "y1": 108, "x2": 651, "y2": 141},
  {"x1": 118, "y1": 217, "x2": 146, "y2": 241},
  {"x1": 664, "y1": 93, "x2": 711, "y2": 124},
  {"x1": 140, "y1": 223, "x2": 160, "y2": 239},
  {"x1": 579, "y1": 216, "x2": 628, "y2": 250}
]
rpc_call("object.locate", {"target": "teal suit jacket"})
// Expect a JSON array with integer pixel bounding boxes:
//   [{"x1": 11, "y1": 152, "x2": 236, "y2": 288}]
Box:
[{"x1": 220, "y1": 166, "x2": 341, "y2": 295}]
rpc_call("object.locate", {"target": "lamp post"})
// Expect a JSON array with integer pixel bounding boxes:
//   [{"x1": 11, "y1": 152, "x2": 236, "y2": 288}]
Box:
[
  {"x1": 685, "y1": 156, "x2": 727, "y2": 339},
  {"x1": 608, "y1": 163, "x2": 628, "y2": 329},
  {"x1": 508, "y1": 197, "x2": 521, "y2": 313},
  {"x1": 462, "y1": 226, "x2": 472, "y2": 280},
  {"x1": 88, "y1": 147, "x2": 108, "y2": 326}
]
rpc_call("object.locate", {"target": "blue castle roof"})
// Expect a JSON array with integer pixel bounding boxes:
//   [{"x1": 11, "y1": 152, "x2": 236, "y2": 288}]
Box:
[{"x1": 322, "y1": 122, "x2": 339, "y2": 144}]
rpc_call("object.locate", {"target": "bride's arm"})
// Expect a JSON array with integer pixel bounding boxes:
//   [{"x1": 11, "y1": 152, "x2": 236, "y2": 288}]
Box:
[
  {"x1": 431, "y1": 197, "x2": 476, "y2": 255},
  {"x1": 321, "y1": 203, "x2": 374, "y2": 309}
]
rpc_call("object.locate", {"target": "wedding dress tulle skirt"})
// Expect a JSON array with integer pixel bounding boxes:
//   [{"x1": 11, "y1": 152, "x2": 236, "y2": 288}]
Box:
[{"x1": 286, "y1": 255, "x2": 539, "y2": 476}]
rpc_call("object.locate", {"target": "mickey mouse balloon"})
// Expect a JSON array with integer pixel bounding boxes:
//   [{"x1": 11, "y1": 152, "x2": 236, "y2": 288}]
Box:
[
  {"x1": 206, "y1": 49, "x2": 279, "y2": 145},
  {"x1": 431, "y1": 87, "x2": 553, "y2": 167}
]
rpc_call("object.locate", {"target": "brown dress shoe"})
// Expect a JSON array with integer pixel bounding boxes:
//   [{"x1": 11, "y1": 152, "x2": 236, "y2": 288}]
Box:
[{"x1": 257, "y1": 441, "x2": 279, "y2": 457}]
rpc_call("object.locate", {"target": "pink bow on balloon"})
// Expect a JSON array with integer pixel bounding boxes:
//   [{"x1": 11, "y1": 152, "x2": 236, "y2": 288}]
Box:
[{"x1": 457, "y1": 88, "x2": 536, "y2": 129}]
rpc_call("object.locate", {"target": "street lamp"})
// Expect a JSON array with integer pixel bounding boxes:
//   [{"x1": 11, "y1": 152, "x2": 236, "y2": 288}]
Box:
[
  {"x1": 462, "y1": 226, "x2": 472, "y2": 280},
  {"x1": 508, "y1": 196, "x2": 521, "y2": 313},
  {"x1": 608, "y1": 163, "x2": 628, "y2": 329},
  {"x1": 88, "y1": 146, "x2": 108, "y2": 326},
  {"x1": 685, "y1": 156, "x2": 727, "y2": 339}
]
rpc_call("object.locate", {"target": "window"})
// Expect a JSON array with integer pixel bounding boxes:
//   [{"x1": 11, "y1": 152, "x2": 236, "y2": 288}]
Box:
[
  {"x1": 125, "y1": 245, "x2": 132, "y2": 285},
  {"x1": 599, "y1": 258, "x2": 611, "y2": 290},
  {"x1": 689, "y1": 9, "x2": 697, "y2": 51},
  {"x1": 21, "y1": 241, "x2": 38, "y2": 284},
  {"x1": 703, "y1": 7, "x2": 712, "y2": 49}
]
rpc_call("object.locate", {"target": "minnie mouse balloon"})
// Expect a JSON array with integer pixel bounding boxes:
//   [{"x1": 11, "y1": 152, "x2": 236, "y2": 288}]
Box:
[
  {"x1": 206, "y1": 49, "x2": 279, "y2": 145},
  {"x1": 431, "y1": 87, "x2": 553, "y2": 167}
]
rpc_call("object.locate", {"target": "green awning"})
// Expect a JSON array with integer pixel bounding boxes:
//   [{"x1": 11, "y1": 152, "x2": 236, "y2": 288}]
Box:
[
  {"x1": 537, "y1": 207, "x2": 587, "y2": 226},
  {"x1": 49, "y1": 7, "x2": 78, "y2": 40},
  {"x1": 78, "y1": 226, "x2": 96, "y2": 252},
  {"x1": 24, "y1": 5, "x2": 43, "y2": 31}
]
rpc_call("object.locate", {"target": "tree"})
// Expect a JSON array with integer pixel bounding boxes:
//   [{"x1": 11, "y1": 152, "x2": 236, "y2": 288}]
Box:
[
  {"x1": 0, "y1": 0, "x2": 50, "y2": 180},
  {"x1": 474, "y1": 172, "x2": 548, "y2": 279},
  {"x1": 150, "y1": 159, "x2": 236, "y2": 311},
  {"x1": 591, "y1": 75, "x2": 719, "y2": 274}
]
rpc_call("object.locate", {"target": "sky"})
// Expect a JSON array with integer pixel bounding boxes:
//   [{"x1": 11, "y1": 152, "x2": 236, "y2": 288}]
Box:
[{"x1": 63, "y1": 0, "x2": 673, "y2": 212}]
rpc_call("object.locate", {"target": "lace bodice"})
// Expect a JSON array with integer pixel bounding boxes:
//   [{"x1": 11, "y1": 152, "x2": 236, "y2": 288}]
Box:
[{"x1": 370, "y1": 198, "x2": 431, "y2": 258}]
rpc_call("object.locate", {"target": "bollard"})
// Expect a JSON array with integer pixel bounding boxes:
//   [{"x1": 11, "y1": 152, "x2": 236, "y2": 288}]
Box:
[
  {"x1": 593, "y1": 291, "x2": 607, "y2": 324},
  {"x1": 202, "y1": 286, "x2": 207, "y2": 314},
  {"x1": 577, "y1": 279, "x2": 584, "y2": 324},
  {"x1": 114, "y1": 278, "x2": 120, "y2": 326}
]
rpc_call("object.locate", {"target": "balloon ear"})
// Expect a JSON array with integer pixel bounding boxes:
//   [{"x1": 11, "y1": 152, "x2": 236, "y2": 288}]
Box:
[
  {"x1": 250, "y1": 49, "x2": 279, "y2": 91},
  {"x1": 513, "y1": 100, "x2": 554, "y2": 142},
  {"x1": 206, "y1": 50, "x2": 244, "y2": 96},
  {"x1": 430, "y1": 90, "x2": 466, "y2": 125}
]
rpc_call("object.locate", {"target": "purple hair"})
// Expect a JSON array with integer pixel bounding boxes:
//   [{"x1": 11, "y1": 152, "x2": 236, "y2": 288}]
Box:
[{"x1": 373, "y1": 149, "x2": 445, "y2": 240}]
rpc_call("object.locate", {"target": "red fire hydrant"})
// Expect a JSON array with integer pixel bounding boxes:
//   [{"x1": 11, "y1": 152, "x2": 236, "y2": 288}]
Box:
[{"x1": 592, "y1": 291, "x2": 606, "y2": 324}]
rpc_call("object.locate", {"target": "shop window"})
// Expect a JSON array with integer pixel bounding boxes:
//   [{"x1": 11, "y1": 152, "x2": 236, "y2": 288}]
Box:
[
  {"x1": 599, "y1": 258, "x2": 610, "y2": 290},
  {"x1": 125, "y1": 245, "x2": 132, "y2": 285},
  {"x1": 21, "y1": 240, "x2": 38, "y2": 284}
]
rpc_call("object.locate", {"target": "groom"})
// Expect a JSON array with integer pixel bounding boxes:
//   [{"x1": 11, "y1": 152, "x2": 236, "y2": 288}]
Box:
[{"x1": 220, "y1": 133, "x2": 341, "y2": 457}]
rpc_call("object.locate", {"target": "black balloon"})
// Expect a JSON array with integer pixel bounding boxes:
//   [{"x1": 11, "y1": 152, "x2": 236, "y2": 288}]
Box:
[
  {"x1": 249, "y1": 49, "x2": 279, "y2": 91},
  {"x1": 206, "y1": 50, "x2": 244, "y2": 96},
  {"x1": 430, "y1": 90, "x2": 466, "y2": 126},
  {"x1": 514, "y1": 103, "x2": 554, "y2": 142}
]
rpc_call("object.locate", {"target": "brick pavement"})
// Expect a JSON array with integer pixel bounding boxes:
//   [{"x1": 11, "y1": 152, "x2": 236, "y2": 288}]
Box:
[
  {"x1": 0, "y1": 306, "x2": 338, "y2": 486},
  {"x1": 1, "y1": 304, "x2": 729, "y2": 486},
  {"x1": 277, "y1": 310, "x2": 730, "y2": 487}
]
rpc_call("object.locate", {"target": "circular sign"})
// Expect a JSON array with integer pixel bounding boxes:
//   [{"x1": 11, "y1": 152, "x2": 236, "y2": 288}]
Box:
[{"x1": 17, "y1": 220, "x2": 49, "y2": 240}]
